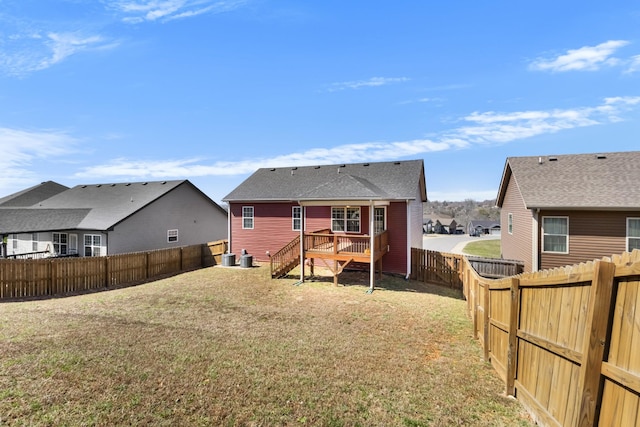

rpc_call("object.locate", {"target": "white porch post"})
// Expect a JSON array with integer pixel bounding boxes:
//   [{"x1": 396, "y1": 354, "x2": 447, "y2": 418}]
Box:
[
  {"x1": 369, "y1": 200, "x2": 375, "y2": 293},
  {"x1": 300, "y1": 204, "x2": 305, "y2": 282}
]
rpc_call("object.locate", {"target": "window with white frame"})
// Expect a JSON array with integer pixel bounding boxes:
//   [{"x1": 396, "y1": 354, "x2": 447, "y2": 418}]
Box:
[
  {"x1": 627, "y1": 218, "x2": 640, "y2": 252},
  {"x1": 242, "y1": 206, "x2": 254, "y2": 229},
  {"x1": 168, "y1": 229, "x2": 179, "y2": 243},
  {"x1": 32, "y1": 233, "x2": 38, "y2": 252},
  {"x1": 84, "y1": 234, "x2": 102, "y2": 257},
  {"x1": 508, "y1": 213, "x2": 513, "y2": 234},
  {"x1": 11, "y1": 234, "x2": 17, "y2": 250},
  {"x1": 53, "y1": 232, "x2": 68, "y2": 255},
  {"x1": 292, "y1": 206, "x2": 302, "y2": 231},
  {"x1": 331, "y1": 207, "x2": 360, "y2": 233},
  {"x1": 542, "y1": 216, "x2": 569, "y2": 254},
  {"x1": 374, "y1": 207, "x2": 386, "y2": 233}
]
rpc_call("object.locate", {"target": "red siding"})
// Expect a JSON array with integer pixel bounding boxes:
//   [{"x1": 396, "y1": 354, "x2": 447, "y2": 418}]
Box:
[
  {"x1": 229, "y1": 202, "x2": 408, "y2": 275},
  {"x1": 385, "y1": 202, "x2": 408, "y2": 274}
]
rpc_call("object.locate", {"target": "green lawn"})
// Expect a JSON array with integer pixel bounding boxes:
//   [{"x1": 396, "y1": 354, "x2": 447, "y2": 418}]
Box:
[
  {"x1": 0, "y1": 265, "x2": 532, "y2": 426},
  {"x1": 462, "y1": 238, "x2": 501, "y2": 258}
]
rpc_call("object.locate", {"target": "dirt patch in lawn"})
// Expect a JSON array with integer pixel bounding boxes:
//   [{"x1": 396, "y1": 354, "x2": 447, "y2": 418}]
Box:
[{"x1": 0, "y1": 264, "x2": 533, "y2": 426}]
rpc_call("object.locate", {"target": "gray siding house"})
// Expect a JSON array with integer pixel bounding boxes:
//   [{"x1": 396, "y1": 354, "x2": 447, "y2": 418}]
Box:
[
  {"x1": 496, "y1": 151, "x2": 640, "y2": 272},
  {"x1": 0, "y1": 180, "x2": 227, "y2": 258}
]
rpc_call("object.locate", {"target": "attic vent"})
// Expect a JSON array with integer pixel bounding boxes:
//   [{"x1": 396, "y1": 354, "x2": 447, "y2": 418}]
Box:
[
  {"x1": 291, "y1": 167, "x2": 297, "y2": 170},
  {"x1": 339, "y1": 164, "x2": 346, "y2": 167},
  {"x1": 548, "y1": 157, "x2": 558, "y2": 161},
  {"x1": 314, "y1": 166, "x2": 320, "y2": 169},
  {"x1": 96, "y1": 184, "x2": 102, "y2": 187},
  {"x1": 111, "y1": 184, "x2": 116, "y2": 187},
  {"x1": 394, "y1": 161, "x2": 401, "y2": 165},
  {"x1": 161, "y1": 181, "x2": 167, "y2": 184},
  {"x1": 125, "y1": 183, "x2": 131, "y2": 186},
  {"x1": 363, "y1": 163, "x2": 370, "y2": 166},
  {"x1": 270, "y1": 168, "x2": 276, "y2": 171},
  {"x1": 596, "y1": 154, "x2": 607, "y2": 159},
  {"x1": 81, "y1": 185, "x2": 87, "y2": 188},
  {"x1": 142, "y1": 182, "x2": 148, "y2": 185}
]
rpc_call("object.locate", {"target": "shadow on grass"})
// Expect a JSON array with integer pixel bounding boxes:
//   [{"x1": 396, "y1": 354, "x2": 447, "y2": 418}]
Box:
[{"x1": 281, "y1": 268, "x2": 465, "y2": 300}]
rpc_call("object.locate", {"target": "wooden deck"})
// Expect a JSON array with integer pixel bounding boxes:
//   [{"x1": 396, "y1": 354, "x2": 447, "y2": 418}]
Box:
[
  {"x1": 304, "y1": 231, "x2": 388, "y2": 263},
  {"x1": 270, "y1": 230, "x2": 389, "y2": 281}
]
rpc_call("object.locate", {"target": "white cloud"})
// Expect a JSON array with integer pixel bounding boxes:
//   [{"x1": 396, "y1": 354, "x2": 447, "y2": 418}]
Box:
[
  {"x1": 625, "y1": 55, "x2": 640, "y2": 74},
  {"x1": 0, "y1": 128, "x2": 78, "y2": 193},
  {"x1": 75, "y1": 96, "x2": 640, "y2": 182},
  {"x1": 327, "y1": 77, "x2": 410, "y2": 92},
  {"x1": 529, "y1": 40, "x2": 629, "y2": 72},
  {"x1": 109, "y1": 0, "x2": 248, "y2": 23},
  {"x1": 0, "y1": 31, "x2": 118, "y2": 77}
]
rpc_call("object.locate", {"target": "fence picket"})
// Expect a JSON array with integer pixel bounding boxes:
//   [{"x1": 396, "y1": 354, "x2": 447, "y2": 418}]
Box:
[{"x1": 0, "y1": 241, "x2": 227, "y2": 300}]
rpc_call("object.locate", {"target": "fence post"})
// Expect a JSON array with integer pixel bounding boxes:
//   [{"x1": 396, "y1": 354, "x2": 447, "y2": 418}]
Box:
[
  {"x1": 483, "y1": 281, "x2": 490, "y2": 361},
  {"x1": 576, "y1": 260, "x2": 616, "y2": 427},
  {"x1": 506, "y1": 277, "x2": 520, "y2": 396},
  {"x1": 472, "y1": 278, "x2": 479, "y2": 339}
]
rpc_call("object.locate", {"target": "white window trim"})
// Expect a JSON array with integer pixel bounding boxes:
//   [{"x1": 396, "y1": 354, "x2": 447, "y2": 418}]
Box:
[
  {"x1": 541, "y1": 216, "x2": 569, "y2": 254},
  {"x1": 292, "y1": 206, "x2": 302, "y2": 231},
  {"x1": 242, "y1": 206, "x2": 254, "y2": 230},
  {"x1": 508, "y1": 213, "x2": 513, "y2": 235},
  {"x1": 374, "y1": 206, "x2": 387, "y2": 234},
  {"x1": 626, "y1": 217, "x2": 640, "y2": 252},
  {"x1": 331, "y1": 206, "x2": 361, "y2": 233},
  {"x1": 84, "y1": 234, "x2": 102, "y2": 257},
  {"x1": 53, "y1": 232, "x2": 68, "y2": 255},
  {"x1": 167, "y1": 229, "x2": 179, "y2": 243}
]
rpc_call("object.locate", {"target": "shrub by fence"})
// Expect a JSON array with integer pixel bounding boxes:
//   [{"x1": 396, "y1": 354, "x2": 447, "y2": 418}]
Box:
[{"x1": 0, "y1": 240, "x2": 228, "y2": 300}]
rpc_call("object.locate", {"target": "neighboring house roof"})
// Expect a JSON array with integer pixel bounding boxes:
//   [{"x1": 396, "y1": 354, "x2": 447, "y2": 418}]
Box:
[
  {"x1": 497, "y1": 151, "x2": 640, "y2": 210},
  {"x1": 0, "y1": 209, "x2": 91, "y2": 234},
  {"x1": 222, "y1": 160, "x2": 427, "y2": 203},
  {"x1": 0, "y1": 181, "x2": 69, "y2": 207},
  {"x1": 0, "y1": 180, "x2": 226, "y2": 234}
]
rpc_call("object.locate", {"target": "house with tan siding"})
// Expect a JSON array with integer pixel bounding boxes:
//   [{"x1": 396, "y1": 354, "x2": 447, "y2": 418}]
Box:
[
  {"x1": 222, "y1": 160, "x2": 427, "y2": 289},
  {"x1": 0, "y1": 180, "x2": 228, "y2": 258},
  {"x1": 496, "y1": 151, "x2": 640, "y2": 272}
]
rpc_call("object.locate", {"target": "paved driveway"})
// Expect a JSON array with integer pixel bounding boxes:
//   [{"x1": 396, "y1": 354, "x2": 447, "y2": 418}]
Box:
[{"x1": 422, "y1": 234, "x2": 500, "y2": 254}]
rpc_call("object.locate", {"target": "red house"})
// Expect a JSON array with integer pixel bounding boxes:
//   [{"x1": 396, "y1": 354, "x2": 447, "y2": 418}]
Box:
[{"x1": 222, "y1": 160, "x2": 427, "y2": 290}]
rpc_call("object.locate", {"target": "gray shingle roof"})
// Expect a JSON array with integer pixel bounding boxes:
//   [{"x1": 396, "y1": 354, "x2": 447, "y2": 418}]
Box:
[
  {"x1": 0, "y1": 181, "x2": 69, "y2": 207},
  {"x1": 497, "y1": 151, "x2": 640, "y2": 209},
  {"x1": 35, "y1": 180, "x2": 186, "y2": 230},
  {"x1": 0, "y1": 209, "x2": 91, "y2": 234},
  {"x1": 222, "y1": 159, "x2": 427, "y2": 202}
]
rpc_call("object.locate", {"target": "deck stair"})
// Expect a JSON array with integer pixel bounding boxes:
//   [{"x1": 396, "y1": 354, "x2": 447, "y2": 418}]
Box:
[{"x1": 270, "y1": 236, "x2": 301, "y2": 278}]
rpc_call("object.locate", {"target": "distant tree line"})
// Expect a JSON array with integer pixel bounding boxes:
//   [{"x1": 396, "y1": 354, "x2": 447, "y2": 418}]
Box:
[{"x1": 423, "y1": 199, "x2": 501, "y2": 227}]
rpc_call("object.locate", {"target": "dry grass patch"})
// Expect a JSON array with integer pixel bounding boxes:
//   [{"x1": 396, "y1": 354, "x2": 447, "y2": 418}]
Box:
[{"x1": 0, "y1": 264, "x2": 533, "y2": 426}]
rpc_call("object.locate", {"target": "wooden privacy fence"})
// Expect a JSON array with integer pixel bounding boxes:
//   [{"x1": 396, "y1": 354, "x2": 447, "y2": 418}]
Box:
[
  {"x1": 410, "y1": 248, "x2": 464, "y2": 290},
  {"x1": 466, "y1": 255, "x2": 524, "y2": 278},
  {"x1": 0, "y1": 240, "x2": 228, "y2": 300},
  {"x1": 461, "y1": 249, "x2": 640, "y2": 427}
]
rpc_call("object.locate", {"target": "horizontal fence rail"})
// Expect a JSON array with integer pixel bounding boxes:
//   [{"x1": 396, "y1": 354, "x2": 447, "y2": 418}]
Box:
[
  {"x1": 462, "y1": 250, "x2": 640, "y2": 427},
  {"x1": 410, "y1": 247, "x2": 640, "y2": 427},
  {"x1": 410, "y1": 248, "x2": 463, "y2": 290},
  {"x1": 0, "y1": 240, "x2": 228, "y2": 301}
]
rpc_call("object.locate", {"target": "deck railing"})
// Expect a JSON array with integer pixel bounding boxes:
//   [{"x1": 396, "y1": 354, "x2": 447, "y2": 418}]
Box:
[
  {"x1": 305, "y1": 230, "x2": 388, "y2": 255},
  {"x1": 270, "y1": 230, "x2": 389, "y2": 278}
]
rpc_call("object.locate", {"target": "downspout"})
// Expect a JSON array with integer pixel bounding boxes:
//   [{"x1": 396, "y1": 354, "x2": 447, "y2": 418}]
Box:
[
  {"x1": 227, "y1": 205, "x2": 232, "y2": 254},
  {"x1": 299, "y1": 204, "x2": 305, "y2": 283},
  {"x1": 532, "y1": 208, "x2": 539, "y2": 272},
  {"x1": 368, "y1": 200, "x2": 375, "y2": 294},
  {"x1": 406, "y1": 199, "x2": 411, "y2": 280}
]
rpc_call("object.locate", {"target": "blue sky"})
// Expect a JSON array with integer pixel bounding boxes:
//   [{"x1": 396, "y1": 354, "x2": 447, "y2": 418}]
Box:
[{"x1": 1, "y1": 1, "x2": 639, "y2": 204}]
